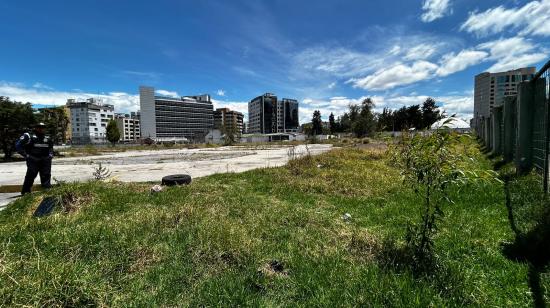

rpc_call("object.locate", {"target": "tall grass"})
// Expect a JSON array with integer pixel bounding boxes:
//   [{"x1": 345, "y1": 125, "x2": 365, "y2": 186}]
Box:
[{"x1": 0, "y1": 140, "x2": 546, "y2": 306}]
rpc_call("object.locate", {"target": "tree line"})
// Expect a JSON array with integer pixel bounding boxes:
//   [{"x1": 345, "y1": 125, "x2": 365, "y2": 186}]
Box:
[
  {"x1": 0, "y1": 96, "x2": 120, "y2": 160},
  {"x1": 307, "y1": 97, "x2": 442, "y2": 137}
]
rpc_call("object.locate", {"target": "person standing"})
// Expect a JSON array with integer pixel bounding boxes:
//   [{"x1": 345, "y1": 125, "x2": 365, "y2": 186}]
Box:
[{"x1": 15, "y1": 122, "x2": 54, "y2": 195}]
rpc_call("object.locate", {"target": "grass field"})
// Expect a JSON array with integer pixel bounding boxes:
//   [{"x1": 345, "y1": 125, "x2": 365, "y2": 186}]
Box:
[{"x1": 0, "y1": 139, "x2": 548, "y2": 306}]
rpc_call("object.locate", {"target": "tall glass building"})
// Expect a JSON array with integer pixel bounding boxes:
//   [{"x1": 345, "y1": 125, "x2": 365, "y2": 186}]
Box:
[
  {"x1": 248, "y1": 93, "x2": 299, "y2": 134},
  {"x1": 140, "y1": 86, "x2": 214, "y2": 141}
]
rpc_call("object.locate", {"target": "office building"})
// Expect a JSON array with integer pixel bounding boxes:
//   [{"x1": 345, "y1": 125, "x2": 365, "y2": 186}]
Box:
[
  {"x1": 115, "y1": 112, "x2": 141, "y2": 142},
  {"x1": 66, "y1": 98, "x2": 114, "y2": 144},
  {"x1": 248, "y1": 93, "x2": 299, "y2": 134},
  {"x1": 473, "y1": 67, "x2": 536, "y2": 132},
  {"x1": 281, "y1": 98, "x2": 299, "y2": 133},
  {"x1": 214, "y1": 108, "x2": 244, "y2": 134},
  {"x1": 139, "y1": 86, "x2": 214, "y2": 141}
]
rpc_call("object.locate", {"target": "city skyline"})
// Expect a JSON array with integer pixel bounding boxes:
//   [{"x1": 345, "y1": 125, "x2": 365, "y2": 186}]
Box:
[{"x1": 1, "y1": 0, "x2": 549, "y2": 123}]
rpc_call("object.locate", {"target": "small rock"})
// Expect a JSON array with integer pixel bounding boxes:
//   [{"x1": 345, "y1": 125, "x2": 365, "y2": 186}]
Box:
[
  {"x1": 342, "y1": 213, "x2": 352, "y2": 222},
  {"x1": 150, "y1": 185, "x2": 163, "y2": 194},
  {"x1": 317, "y1": 164, "x2": 323, "y2": 168}
]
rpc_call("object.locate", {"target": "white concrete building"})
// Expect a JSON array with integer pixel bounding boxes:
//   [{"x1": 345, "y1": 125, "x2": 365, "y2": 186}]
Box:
[
  {"x1": 67, "y1": 98, "x2": 114, "y2": 144},
  {"x1": 115, "y1": 112, "x2": 141, "y2": 142}
]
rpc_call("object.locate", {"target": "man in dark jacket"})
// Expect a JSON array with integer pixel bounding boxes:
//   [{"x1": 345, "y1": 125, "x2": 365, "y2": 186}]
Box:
[{"x1": 15, "y1": 122, "x2": 54, "y2": 195}]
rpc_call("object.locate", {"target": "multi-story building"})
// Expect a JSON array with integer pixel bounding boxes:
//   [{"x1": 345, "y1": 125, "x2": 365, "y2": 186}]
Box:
[
  {"x1": 139, "y1": 86, "x2": 214, "y2": 141},
  {"x1": 248, "y1": 93, "x2": 299, "y2": 134},
  {"x1": 281, "y1": 98, "x2": 299, "y2": 133},
  {"x1": 67, "y1": 98, "x2": 114, "y2": 144},
  {"x1": 473, "y1": 67, "x2": 536, "y2": 134},
  {"x1": 214, "y1": 108, "x2": 244, "y2": 134},
  {"x1": 115, "y1": 112, "x2": 141, "y2": 142}
]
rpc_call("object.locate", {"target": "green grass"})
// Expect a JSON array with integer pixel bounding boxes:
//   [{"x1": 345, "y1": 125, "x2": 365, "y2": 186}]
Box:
[{"x1": 0, "y1": 140, "x2": 547, "y2": 306}]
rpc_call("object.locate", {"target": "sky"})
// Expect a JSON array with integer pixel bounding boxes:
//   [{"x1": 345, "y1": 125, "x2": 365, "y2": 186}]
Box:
[{"x1": 0, "y1": 0, "x2": 549, "y2": 123}]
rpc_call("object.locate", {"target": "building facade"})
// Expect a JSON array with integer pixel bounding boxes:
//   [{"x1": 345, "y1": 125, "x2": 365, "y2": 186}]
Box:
[
  {"x1": 115, "y1": 112, "x2": 141, "y2": 142},
  {"x1": 473, "y1": 67, "x2": 536, "y2": 133},
  {"x1": 214, "y1": 108, "x2": 244, "y2": 134},
  {"x1": 248, "y1": 93, "x2": 299, "y2": 134},
  {"x1": 139, "y1": 86, "x2": 214, "y2": 141},
  {"x1": 67, "y1": 98, "x2": 114, "y2": 144}
]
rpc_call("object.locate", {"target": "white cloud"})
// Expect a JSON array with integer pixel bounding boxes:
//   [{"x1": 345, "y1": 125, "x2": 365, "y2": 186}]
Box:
[
  {"x1": 421, "y1": 0, "x2": 452, "y2": 22},
  {"x1": 461, "y1": 0, "x2": 550, "y2": 37},
  {"x1": 436, "y1": 49, "x2": 488, "y2": 76},
  {"x1": 404, "y1": 44, "x2": 438, "y2": 61},
  {"x1": 327, "y1": 82, "x2": 337, "y2": 89},
  {"x1": 155, "y1": 89, "x2": 179, "y2": 97},
  {"x1": 477, "y1": 36, "x2": 548, "y2": 72},
  {"x1": 32, "y1": 82, "x2": 53, "y2": 90},
  {"x1": 0, "y1": 81, "x2": 139, "y2": 112},
  {"x1": 216, "y1": 89, "x2": 226, "y2": 96},
  {"x1": 350, "y1": 61, "x2": 438, "y2": 91}
]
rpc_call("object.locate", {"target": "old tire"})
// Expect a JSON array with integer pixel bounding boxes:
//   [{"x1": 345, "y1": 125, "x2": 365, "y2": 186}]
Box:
[{"x1": 162, "y1": 174, "x2": 192, "y2": 186}]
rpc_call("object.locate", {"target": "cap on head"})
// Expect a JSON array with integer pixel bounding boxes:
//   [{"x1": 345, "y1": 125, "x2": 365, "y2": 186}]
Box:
[{"x1": 35, "y1": 122, "x2": 46, "y2": 128}]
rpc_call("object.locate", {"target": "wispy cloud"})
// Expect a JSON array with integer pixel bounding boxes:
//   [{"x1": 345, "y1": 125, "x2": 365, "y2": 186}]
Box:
[
  {"x1": 349, "y1": 61, "x2": 439, "y2": 91},
  {"x1": 436, "y1": 50, "x2": 488, "y2": 76},
  {"x1": 461, "y1": 0, "x2": 550, "y2": 37},
  {"x1": 477, "y1": 36, "x2": 548, "y2": 72},
  {"x1": 216, "y1": 89, "x2": 226, "y2": 97},
  {"x1": 421, "y1": 0, "x2": 452, "y2": 22},
  {"x1": 0, "y1": 81, "x2": 139, "y2": 112},
  {"x1": 155, "y1": 89, "x2": 179, "y2": 97},
  {"x1": 120, "y1": 70, "x2": 162, "y2": 81}
]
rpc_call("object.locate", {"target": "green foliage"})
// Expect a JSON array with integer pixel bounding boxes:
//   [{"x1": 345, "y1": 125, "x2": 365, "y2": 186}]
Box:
[
  {"x1": 391, "y1": 125, "x2": 467, "y2": 266},
  {"x1": 106, "y1": 119, "x2": 120, "y2": 146},
  {"x1": 0, "y1": 142, "x2": 542, "y2": 306},
  {"x1": 311, "y1": 110, "x2": 322, "y2": 135},
  {"x1": 222, "y1": 122, "x2": 239, "y2": 146},
  {"x1": 36, "y1": 107, "x2": 70, "y2": 144},
  {"x1": 328, "y1": 112, "x2": 336, "y2": 134},
  {"x1": 0, "y1": 96, "x2": 36, "y2": 159}
]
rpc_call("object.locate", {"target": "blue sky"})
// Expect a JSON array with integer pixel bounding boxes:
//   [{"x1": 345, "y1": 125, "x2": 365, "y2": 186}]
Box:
[{"x1": 0, "y1": 0, "x2": 549, "y2": 122}]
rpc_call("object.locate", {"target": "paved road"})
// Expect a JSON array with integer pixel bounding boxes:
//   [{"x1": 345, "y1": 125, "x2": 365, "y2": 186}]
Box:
[{"x1": 0, "y1": 144, "x2": 332, "y2": 210}]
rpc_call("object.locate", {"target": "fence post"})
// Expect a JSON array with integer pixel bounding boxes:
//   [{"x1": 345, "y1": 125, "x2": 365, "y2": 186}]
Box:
[
  {"x1": 516, "y1": 82, "x2": 535, "y2": 174},
  {"x1": 492, "y1": 106, "x2": 503, "y2": 155},
  {"x1": 503, "y1": 97, "x2": 517, "y2": 162}
]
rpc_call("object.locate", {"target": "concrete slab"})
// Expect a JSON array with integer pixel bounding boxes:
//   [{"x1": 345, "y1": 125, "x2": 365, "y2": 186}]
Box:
[
  {"x1": 0, "y1": 144, "x2": 333, "y2": 186},
  {"x1": 0, "y1": 193, "x2": 20, "y2": 211}
]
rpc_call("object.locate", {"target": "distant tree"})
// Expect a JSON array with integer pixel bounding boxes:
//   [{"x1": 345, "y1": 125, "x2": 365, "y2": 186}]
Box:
[
  {"x1": 406, "y1": 105, "x2": 423, "y2": 130},
  {"x1": 339, "y1": 113, "x2": 351, "y2": 133},
  {"x1": 106, "y1": 119, "x2": 120, "y2": 146},
  {"x1": 0, "y1": 97, "x2": 36, "y2": 159},
  {"x1": 421, "y1": 97, "x2": 441, "y2": 129},
  {"x1": 301, "y1": 123, "x2": 313, "y2": 136},
  {"x1": 328, "y1": 112, "x2": 336, "y2": 134},
  {"x1": 377, "y1": 107, "x2": 395, "y2": 131},
  {"x1": 352, "y1": 98, "x2": 377, "y2": 137},
  {"x1": 312, "y1": 110, "x2": 323, "y2": 135},
  {"x1": 37, "y1": 107, "x2": 70, "y2": 144},
  {"x1": 222, "y1": 121, "x2": 238, "y2": 146}
]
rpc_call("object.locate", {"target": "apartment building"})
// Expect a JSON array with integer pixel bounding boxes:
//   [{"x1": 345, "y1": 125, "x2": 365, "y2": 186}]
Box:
[
  {"x1": 139, "y1": 86, "x2": 214, "y2": 141},
  {"x1": 115, "y1": 112, "x2": 141, "y2": 142},
  {"x1": 214, "y1": 108, "x2": 244, "y2": 134},
  {"x1": 66, "y1": 98, "x2": 114, "y2": 144}
]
